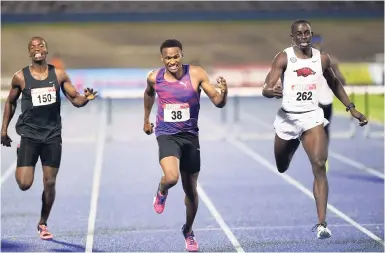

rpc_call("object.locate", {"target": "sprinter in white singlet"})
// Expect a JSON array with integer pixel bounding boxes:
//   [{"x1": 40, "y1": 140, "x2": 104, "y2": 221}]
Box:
[{"x1": 262, "y1": 19, "x2": 368, "y2": 240}]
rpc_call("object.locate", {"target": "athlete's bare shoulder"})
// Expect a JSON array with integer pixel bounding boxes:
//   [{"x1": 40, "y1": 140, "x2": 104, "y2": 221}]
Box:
[
  {"x1": 189, "y1": 65, "x2": 208, "y2": 80},
  {"x1": 54, "y1": 67, "x2": 66, "y2": 82},
  {"x1": 320, "y1": 51, "x2": 331, "y2": 59},
  {"x1": 329, "y1": 55, "x2": 340, "y2": 67},
  {"x1": 320, "y1": 52, "x2": 332, "y2": 70},
  {"x1": 147, "y1": 68, "x2": 160, "y2": 87},
  {"x1": 275, "y1": 50, "x2": 288, "y2": 59},
  {"x1": 12, "y1": 70, "x2": 24, "y2": 87},
  {"x1": 271, "y1": 51, "x2": 287, "y2": 69}
]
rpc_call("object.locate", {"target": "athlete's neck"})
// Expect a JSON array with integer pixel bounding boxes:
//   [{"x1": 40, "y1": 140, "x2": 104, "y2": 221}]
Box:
[
  {"x1": 293, "y1": 46, "x2": 312, "y2": 59},
  {"x1": 30, "y1": 61, "x2": 48, "y2": 73},
  {"x1": 166, "y1": 67, "x2": 184, "y2": 80}
]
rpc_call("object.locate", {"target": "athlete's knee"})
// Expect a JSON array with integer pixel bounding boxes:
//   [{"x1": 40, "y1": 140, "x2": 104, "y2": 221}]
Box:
[
  {"x1": 165, "y1": 176, "x2": 179, "y2": 187},
  {"x1": 43, "y1": 178, "x2": 56, "y2": 189},
  {"x1": 163, "y1": 172, "x2": 179, "y2": 187},
  {"x1": 311, "y1": 157, "x2": 327, "y2": 173},
  {"x1": 17, "y1": 179, "x2": 33, "y2": 191},
  {"x1": 183, "y1": 183, "x2": 198, "y2": 198},
  {"x1": 16, "y1": 168, "x2": 34, "y2": 191},
  {"x1": 185, "y1": 193, "x2": 198, "y2": 205},
  {"x1": 276, "y1": 160, "x2": 290, "y2": 173},
  {"x1": 18, "y1": 183, "x2": 32, "y2": 191},
  {"x1": 184, "y1": 188, "x2": 198, "y2": 203},
  {"x1": 160, "y1": 156, "x2": 180, "y2": 186},
  {"x1": 275, "y1": 151, "x2": 291, "y2": 173}
]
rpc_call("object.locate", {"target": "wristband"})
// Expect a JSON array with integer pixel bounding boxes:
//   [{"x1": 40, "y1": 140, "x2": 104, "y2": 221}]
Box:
[{"x1": 346, "y1": 102, "x2": 355, "y2": 112}]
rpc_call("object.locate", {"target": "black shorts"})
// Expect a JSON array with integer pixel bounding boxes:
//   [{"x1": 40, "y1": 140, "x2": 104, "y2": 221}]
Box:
[
  {"x1": 17, "y1": 135, "x2": 62, "y2": 168},
  {"x1": 156, "y1": 132, "x2": 200, "y2": 174},
  {"x1": 319, "y1": 103, "x2": 333, "y2": 122}
]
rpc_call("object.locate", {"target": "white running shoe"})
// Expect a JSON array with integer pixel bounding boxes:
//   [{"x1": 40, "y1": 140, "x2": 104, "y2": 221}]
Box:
[{"x1": 312, "y1": 222, "x2": 332, "y2": 239}]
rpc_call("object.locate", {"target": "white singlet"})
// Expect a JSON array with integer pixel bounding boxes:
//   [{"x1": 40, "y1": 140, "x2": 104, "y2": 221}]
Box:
[
  {"x1": 274, "y1": 47, "x2": 329, "y2": 140},
  {"x1": 281, "y1": 46, "x2": 323, "y2": 113}
]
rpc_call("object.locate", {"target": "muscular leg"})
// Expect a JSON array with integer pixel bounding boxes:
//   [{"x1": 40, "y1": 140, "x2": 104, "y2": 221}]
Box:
[
  {"x1": 39, "y1": 166, "x2": 59, "y2": 225},
  {"x1": 179, "y1": 133, "x2": 200, "y2": 251},
  {"x1": 15, "y1": 137, "x2": 40, "y2": 190},
  {"x1": 154, "y1": 136, "x2": 182, "y2": 214},
  {"x1": 159, "y1": 156, "x2": 180, "y2": 195},
  {"x1": 180, "y1": 171, "x2": 199, "y2": 233},
  {"x1": 15, "y1": 166, "x2": 35, "y2": 191},
  {"x1": 38, "y1": 135, "x2": 62, "y2": 229},
  {"x1": 274, "y1": 134, "x2": 300, "y2": 173},
  {"x1": 301, "y1": 125, "x2": 328, "y2": 224}
]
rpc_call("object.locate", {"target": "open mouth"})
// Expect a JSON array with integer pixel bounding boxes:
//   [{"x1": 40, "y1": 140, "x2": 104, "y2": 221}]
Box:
[
  {"x1": 299, "y1": 42, "x2": 309, "y2": 47},
  {"x1": 168, "y1": 65, "x2": 178, "y2": 71},
  {"x1": 33, "y1": 52, "x2": 44, "y2": 59}
]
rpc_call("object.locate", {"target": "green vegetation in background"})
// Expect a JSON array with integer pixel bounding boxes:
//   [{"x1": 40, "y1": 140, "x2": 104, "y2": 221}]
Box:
[{"x1": 333, "y1": 94, "x2": 384, "y2": 124}]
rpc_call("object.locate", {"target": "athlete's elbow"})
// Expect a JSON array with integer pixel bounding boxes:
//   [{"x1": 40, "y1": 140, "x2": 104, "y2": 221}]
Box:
[
  {"x1": 262, "y1": 88, "x2": 273, "y2": 98},
  {"x1": 144, "y1": 89, "x2": 155, "y2": 97},
  {"x1": 72, "y1": 99, "x2": 86, "y2": 108},
  {"x1": 214, "y1": 97, "x2": 227, "y2": 108},
  {"x1": 262, "y1": 89, "x2": 269, "y2": 98},
  {"x1": 5, "y1": 98, "x2": 16, "y2": 107},
  {"x1": 215, "y1": 102, "x2": 226, "y2": 108}
]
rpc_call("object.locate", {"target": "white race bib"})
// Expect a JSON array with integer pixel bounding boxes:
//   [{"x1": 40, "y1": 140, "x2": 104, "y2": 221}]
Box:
[
  {"x1": 291, "y1": 83, "x2": 317, "y2": 104},
  {"x1": 31, "y1": 87, "x2": 57, "y2": 107},
  {"x1": 164, "y1": 103, "x2": 190, "y2": 122}
]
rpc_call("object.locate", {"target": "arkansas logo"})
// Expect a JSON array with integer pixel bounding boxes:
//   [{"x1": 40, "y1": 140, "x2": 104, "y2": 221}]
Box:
[{"x1": 293, "y1": 67, "x2": 316, "y2": 77}]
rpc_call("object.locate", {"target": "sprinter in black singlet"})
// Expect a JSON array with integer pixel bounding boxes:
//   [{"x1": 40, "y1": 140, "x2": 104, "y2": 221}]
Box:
[{"x1": 1, "y1": 37, "x2": 97, "y2": 239}]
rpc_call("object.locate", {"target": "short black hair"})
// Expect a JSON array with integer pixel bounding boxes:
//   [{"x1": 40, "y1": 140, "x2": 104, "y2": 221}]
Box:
[
  {"x1": 160, "y1": 39, "x2": 183, "y2": 53},
  {"x1": 28, "y1": 36, "x2": 47, "y2": 49},
  {"x1": 291, "y1": 19, "x2": 311, "y2": 33}
]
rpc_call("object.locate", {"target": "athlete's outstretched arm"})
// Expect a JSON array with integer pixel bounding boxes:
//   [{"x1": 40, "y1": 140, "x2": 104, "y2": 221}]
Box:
[
  {"x1": 57, "y1": 69, "x2": 97, "y2": 108},
  {"x1": 322, "y1": 53, "x2": 367, "y2": 126},
  {"x1": 262, "y1": 52, "x2": 287, "y2": 98},
  {"x1": 1, "y1": 73, "x2": 22, "y2": 137},
  {"x1": 321, "y1": 53, "x2": 351, "y2": 107},
  {"x1": 330, "y1": 56, "x2": 346, "y2": 86},
  {"x1": 144, "y1": 70, "x2": 156, "y2": 124},
  {"x1": 197, "y1": 66, "x2": 228, "y2": 108}
]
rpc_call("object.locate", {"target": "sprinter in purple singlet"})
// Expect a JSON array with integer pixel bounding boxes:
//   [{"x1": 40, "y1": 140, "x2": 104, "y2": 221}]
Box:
[{"x1": 143, "y1": 39, "x2": 228, "y2": 252}]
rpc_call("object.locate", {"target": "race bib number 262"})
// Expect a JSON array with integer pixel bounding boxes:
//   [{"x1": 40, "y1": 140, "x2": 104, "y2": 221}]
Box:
[
  {"x1": 164, "y1": 103, "x2": 190, "y2": 122},
  {"x1": 31, "y1": 87, "x2": 57, "y2": 107}
]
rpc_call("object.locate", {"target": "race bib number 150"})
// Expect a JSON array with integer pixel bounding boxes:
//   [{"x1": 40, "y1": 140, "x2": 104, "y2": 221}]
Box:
[
  {"x1": 164, "y1": 104, "x2": 190, "y2": 122},
  {"x1": 31, "y1": 87, "x2": 57, "y2": 107}
]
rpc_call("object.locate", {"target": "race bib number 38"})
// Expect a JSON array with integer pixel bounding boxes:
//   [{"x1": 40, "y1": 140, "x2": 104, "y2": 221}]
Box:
[
  {"x1": 164, "y1": 103, "x2": 190, "y2": 122},
  {"x1": 31, "y1": 87, "x2": 57, "y2": 107}
]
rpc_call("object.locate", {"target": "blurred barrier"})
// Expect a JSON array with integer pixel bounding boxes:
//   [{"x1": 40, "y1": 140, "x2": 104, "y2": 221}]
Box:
[
  {"x1": 2, "y1": 62, "x2": 382, "y2": 90},
  {"x1": 101, "y1": 86, "x2": 385, "y2": 140},
  {"x1": 65, "y1": 68, "x2": 154, "y2": 93},
  {"x1": 209, "y1": 65, "x2": 270, "y2": 88},
  {"x1": 219, "y1": 86, "x2": 384, "y2": 140},
  {"x1": 1, "y1": 84, "x2": 382, "y2": 138}
]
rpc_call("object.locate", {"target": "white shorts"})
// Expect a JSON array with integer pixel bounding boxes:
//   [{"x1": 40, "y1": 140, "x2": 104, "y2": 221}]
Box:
[{"x1": 273, "y1": 107, "x2": 329, "y2": 140}]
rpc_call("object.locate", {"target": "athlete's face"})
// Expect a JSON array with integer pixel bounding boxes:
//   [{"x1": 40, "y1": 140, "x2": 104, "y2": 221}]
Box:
[
  {"x1": 161, "y1": 47, "x2": 183, "y2": 74},
  {"x1": 291, "y1": 23, "x2": 313, "y2": 49},
  {"x1": 28, "y1": 38, "x2": 48, "y2": 62}
]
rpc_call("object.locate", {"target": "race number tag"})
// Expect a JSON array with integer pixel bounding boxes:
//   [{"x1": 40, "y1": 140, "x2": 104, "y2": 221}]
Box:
[
  {"x1": 164, "y1": 104, "x2": 190, "y2": 122},
  {"x1": 292, "y1": 83, "x2": 316, "y2": 103},
  {"x1": 31, "y1": 87, "x2": 57, "y2": 107}
]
